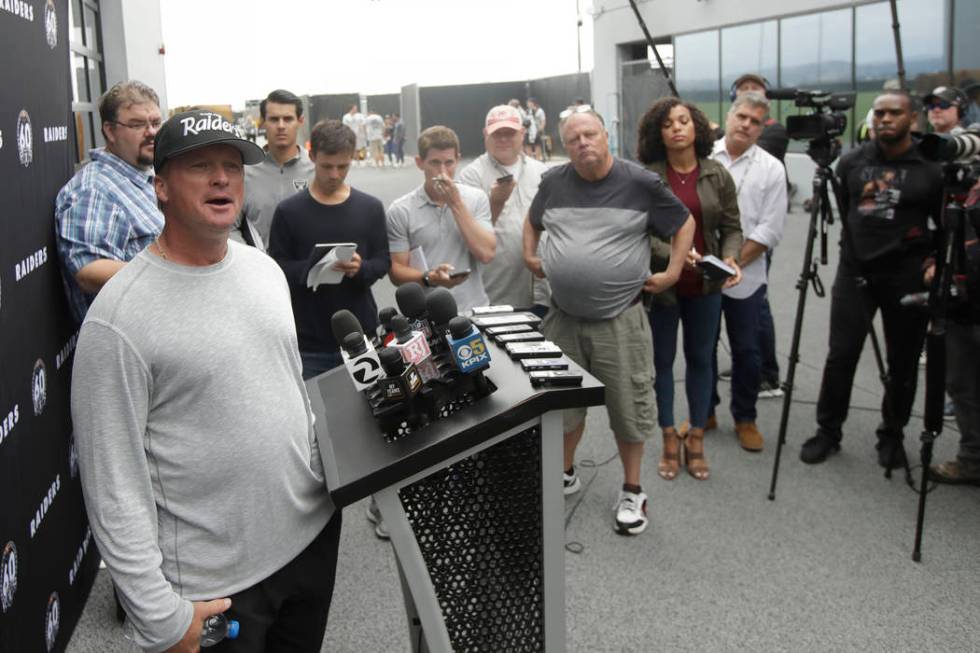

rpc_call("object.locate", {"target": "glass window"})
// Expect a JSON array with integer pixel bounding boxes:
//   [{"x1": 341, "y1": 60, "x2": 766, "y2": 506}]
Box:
[
  {"x1": 721, "y1": 21, "x2": 778, "y2": 96},
  {"x1": 675, "y1": 30, "x2": 721, "y2": 125},
  {"x1": 953, "y1": 0, "x2": 980, "y2": 126},
  {"x1": 87, "y1": 57, "x2": 104, "y2": 102},
  {"x1": 72, "y1": 51, "x2": 89, "y2": 103},
  {"x1": 855, "y1": 0, "x2": 948, "y2": 136},
  {"x1": 82, "y1": 4, "x2": 99, "y2": 49},
  {"x1": 69, "y1": 0, "x2": 83, "y2": 47}
]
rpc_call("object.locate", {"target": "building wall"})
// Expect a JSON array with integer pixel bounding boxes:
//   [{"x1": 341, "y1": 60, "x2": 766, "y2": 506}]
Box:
[{"x1": 100, "y1": 0, "x2": 168, "y2": 112}]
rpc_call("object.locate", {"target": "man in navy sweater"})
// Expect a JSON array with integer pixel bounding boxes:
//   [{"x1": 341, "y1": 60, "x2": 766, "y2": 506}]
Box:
[{"x1": 268, "y1": 120, "x2": 391, "y2": 379}]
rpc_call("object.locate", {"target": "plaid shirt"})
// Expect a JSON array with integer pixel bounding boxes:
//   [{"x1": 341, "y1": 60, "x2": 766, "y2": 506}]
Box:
[{"x1": 55, "y1": 148, "x2": 163, "y2": 323}]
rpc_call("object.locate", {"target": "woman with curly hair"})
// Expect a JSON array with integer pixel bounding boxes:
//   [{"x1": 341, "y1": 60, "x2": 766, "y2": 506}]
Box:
[{"x1": 637, "y1": 98, "x2": 743, "y2": 481}]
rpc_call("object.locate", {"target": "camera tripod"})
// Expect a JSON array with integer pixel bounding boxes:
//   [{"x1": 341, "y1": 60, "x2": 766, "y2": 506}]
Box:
[
  {"x1": 768, "y1": 138, "x2": 899, "y2": 501},
  {"x1": 912, "y1": 193, "x2": 971, "y2": 561}
]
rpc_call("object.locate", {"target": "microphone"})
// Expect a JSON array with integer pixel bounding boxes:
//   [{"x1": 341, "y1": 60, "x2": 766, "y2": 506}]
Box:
[
  {"x1": 339, "y1": 331, "x2": 384, "y2": 392},
  {"x1": 376, "y1": 347, "x2": 423, "y2": 406},
  {"x1": 377, "y1": 306, "x2": 399, "y2": 345},
  {"x1": 446, "y1": 316, "x2": 491, "y2": 375},
  {"x1": 389, "y1": 315, "x2": 441, "y2": 383},
  {"x1": 331, "y1": 309, "x2": 363, "y2": 343},
  {"x1": 395, "y1": 283, "x2": 432, "y2": 339},
  {"x1": 425, "y1": 288, "x2": 459, "y2": 347}
]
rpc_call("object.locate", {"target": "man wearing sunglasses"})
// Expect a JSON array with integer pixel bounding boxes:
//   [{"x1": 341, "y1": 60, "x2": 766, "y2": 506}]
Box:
[
  {"x1": 55, "y1": 80, "x2": 165, "y2": 323},
  {"x1": 924, "y1": 86, "x2": 967, "y2": 135}
]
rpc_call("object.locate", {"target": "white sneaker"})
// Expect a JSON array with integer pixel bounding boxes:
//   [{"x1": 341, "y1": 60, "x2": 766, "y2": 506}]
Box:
[
  {"x1": 365, "y1": 497, "x2": 390, "y2": 540},
  {"x1": 614, "y1": 490, "x2": 648, "y2": 535},
  {"x1": 563, "y1": 467, "x2": 582, "y2": 495}
]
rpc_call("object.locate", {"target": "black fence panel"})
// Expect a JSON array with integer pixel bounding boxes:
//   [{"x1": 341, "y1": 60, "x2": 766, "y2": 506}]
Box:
[
  {"x1": 528, "y1": 72, "x2": 591, "y2": 156},
  {"x1": 419, "y1": 81, "x2": 528, "y2": 158},
  {"x1": 308, "y1": 93, "x2": 360, "y2": 127},
  {"x1": 366, "y1": 94, "x2": 400, "y2": 117}
]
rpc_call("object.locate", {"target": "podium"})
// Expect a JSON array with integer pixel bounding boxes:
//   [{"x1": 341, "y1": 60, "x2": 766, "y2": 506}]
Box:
[{"x1": 307, "y1": 339, "x2": 603, "y2": 652}]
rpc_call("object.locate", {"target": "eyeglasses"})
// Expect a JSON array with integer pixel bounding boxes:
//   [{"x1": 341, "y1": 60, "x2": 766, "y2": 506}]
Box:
[
  {"x1": 559, "y1": 104, "x2": 594, "y2": 120},
  {"x1": 111, "y1": 119, "x2": 163, "y2": 132},
  {"x1": 927, "y1": 101, "x2": 954, "y2": 111}
]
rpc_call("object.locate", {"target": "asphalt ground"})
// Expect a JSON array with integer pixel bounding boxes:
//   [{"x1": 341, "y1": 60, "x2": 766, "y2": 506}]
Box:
[{"x1": 66, "y1": 157, "x2": 980, "y2": 653}]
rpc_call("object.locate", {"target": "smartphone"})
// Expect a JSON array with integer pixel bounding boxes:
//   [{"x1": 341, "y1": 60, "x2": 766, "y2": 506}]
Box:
[
  {"x1": 505, "y1": 341, "x2": 563, "y2": 360},
  {"x1": 484, "y1": 324, "x2": 533, "y2": 336},
  {"x1": 529, "y1": 370, "x2": 583, "y2": 387},
  {"x1": 520, "y1": 358, "x2": 570, "y2": 371},
  {"x1": 496, "y1": 331, "x2": 545, "y2": 344},
  {"x1": 472, "y1": 313, "x2": 542, "y2": 329},
  {"x1": 448, "y1": 269, "x2": 471, "y2": 279},
  {"x1": 496, "y1": 174, "x2": 514, "y2": 184},
  {"x1": 472, "y1": 305, "x2": 515, "y2": 315}
]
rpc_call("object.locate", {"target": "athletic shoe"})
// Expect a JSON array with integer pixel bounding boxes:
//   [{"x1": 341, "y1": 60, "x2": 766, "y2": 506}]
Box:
[
  {"x1": 758, "y1": 380, "x2": 784, "y2": 398},
  {"x1": 944, "y1": 400, "x2": 956, "y2": 421},
  {"x1": 718, "y1": 368, "x2": 732, "y2": 382},
  {"x1": 930, "y1": 460, "x2": 980, "y2": 486},
  {"x1": 365, "y1": 497, "x2": 390, "y2": 540},
  {"x1": 800, "y1": 433, "x2": 840, "y2": 464},
  {"x1": 614, "y1": 490, "x2": 648, "y2": 535},
  {"x1": 563, "y1": 467, "x2": 582, "y2": 495}
]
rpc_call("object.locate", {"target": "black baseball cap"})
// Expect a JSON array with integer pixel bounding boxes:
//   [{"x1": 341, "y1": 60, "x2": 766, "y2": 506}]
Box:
[
  {"x1": 923, "y1": 86, "x2": 967, "y2": 108},
  {"x1": 154, "y1": 109, "x2": 265, "y2": 172}
]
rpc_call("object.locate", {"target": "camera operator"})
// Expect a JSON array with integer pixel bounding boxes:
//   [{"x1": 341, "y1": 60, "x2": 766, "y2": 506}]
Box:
[
  {"x1": 928, "y1": 150, "x2": 980, "y2": 486},
  {"x1": 801, "y1": 90, "x2": 945, "y2": 468},
  {"x1": 924, "y1": 86, "x2": 968, "y2": 136}
]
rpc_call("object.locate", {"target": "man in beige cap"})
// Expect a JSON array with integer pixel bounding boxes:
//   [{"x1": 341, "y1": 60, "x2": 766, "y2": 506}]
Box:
[{"x1": 458, "y1": 105, "x2": 549, "y2": 313}]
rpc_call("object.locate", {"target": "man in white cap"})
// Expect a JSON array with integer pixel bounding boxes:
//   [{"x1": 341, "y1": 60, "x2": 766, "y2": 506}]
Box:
[
  {"x1": 458, "y1": 105, "x2": 549, "y2": 313},
  {"x1": 71, "y1": 109, "x2": 339, "y2": 653}
]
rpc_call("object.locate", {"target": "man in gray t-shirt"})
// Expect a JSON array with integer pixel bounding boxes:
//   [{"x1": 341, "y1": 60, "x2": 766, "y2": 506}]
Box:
[
  {"x1": 387, "y1": 125, "x2": 496, "y2": 312},
  {"x1": 524, "y1": 108, "x2": 693, "y2": 536},
  {"x1": 72, "y1": 110, "x2": 338, "y2": 653}
]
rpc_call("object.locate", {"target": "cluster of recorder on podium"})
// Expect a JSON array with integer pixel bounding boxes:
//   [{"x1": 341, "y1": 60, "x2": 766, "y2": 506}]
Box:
[{"x1": 330, "y1": 282, "x2": 583, "y2": 437}]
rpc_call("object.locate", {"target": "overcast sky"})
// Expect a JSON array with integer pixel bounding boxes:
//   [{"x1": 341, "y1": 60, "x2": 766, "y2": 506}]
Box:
[{"x1": 159, "y1": 0, "x2": 595, "y2": 109}]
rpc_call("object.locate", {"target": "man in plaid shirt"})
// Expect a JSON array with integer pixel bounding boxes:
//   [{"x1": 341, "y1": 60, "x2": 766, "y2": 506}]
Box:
[{"x1": 55, "y1": 80, "x2": 165, "y2": 323}]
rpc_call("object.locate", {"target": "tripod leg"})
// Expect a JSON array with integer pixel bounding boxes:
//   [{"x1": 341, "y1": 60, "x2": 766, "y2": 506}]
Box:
[{"x1": 769, "y1": 175, "x2": 823, "y2": 500}]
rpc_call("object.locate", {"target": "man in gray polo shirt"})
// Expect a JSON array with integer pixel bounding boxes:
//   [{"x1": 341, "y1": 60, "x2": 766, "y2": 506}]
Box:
[
  {"x1": 524, "y1": 108, "x2": 693, "y2": 536},
  {"x1": 235, "y1": 89, "x2": 314, "y2": 248},
  {"x1": 387, "y1": 125, "x2": 496, "y2": 312}
]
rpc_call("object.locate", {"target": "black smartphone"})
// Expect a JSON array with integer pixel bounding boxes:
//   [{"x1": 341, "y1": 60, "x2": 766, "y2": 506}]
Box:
[
  {"x1": 484, "y1": 324, "x2": 533, "y2": 336},
  {"x1": 495, "y1": 331, "x2": 545, "y2": 344},
  {"x1": 529, "y1": 370, "x2": 583, "y2": 387},
  {"x1": 520, "y1": 358, "x2": 569, "y2": 371},
  {"x1": 496, "y1": 174, "x2": 514, "y2": 184},
  {"x1": 449, "y1": 269, "x2": 471, "y2": 279},
  {"x1": 505, "y1": 341, "x2": 563, "y2": 360}
]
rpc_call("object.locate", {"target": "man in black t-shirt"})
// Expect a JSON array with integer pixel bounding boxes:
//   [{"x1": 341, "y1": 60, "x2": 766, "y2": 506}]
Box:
[
  {"x1": 800, "y1": 91, "x2": 944, "y2": 468},
  {"x1": 268, "y1": 120, "x2": 391, "y2": 380}
]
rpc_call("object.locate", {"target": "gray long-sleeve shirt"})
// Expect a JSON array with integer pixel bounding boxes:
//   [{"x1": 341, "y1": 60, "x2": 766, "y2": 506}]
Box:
[{"x1": 71, "y1": 241, "x2": 333, "y2": 652}]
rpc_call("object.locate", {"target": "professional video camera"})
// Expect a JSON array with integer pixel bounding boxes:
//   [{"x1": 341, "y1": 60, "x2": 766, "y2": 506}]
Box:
[
  {"x1": 918, "y1": 127, "x2": 980, "y2": 192},
  {"x1": 766, "y1": 88, "x2": 856, "y2": 167}
]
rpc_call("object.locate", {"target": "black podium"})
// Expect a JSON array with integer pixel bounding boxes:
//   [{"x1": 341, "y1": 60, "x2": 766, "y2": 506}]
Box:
[{"x1": 307, "y1": 339, "x2": 603, "y2": 652}]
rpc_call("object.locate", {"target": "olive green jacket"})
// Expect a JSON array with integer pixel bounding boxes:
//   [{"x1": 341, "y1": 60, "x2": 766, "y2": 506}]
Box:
[{"x1": 647, "y1": 158, "x2": 743, "y2": 306}]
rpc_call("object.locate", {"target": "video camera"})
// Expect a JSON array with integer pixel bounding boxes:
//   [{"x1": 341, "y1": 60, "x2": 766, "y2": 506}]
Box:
[
  {"x1": 918, "y1": 127, "x2": 980, "y2": 192},
  {"x1": 766, "y1": 88, "x2": 856, "y2": 142}
]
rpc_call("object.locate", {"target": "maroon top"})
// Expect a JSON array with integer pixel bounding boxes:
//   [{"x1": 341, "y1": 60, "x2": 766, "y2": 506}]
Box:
[{"x1": 666, "y1": 164, "x2": 705, "y2": 298}]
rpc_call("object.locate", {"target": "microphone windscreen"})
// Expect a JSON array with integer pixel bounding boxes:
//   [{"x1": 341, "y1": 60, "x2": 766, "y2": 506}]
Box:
[
  {"x1": 331, "y1": 309, "x2": 363, "y2": 343},
  {"x1": 426, "y1": 288, "x2": 458, "y2": 326},
  {"x1": 395, "y1": 283, "x2": 427, "y2": 318},
  {"x1": 449, "y1": 316, "x2": 472, "y2": 339},
  {"x1": 390, "y1": 315, "x2": 412, "y2": 340},
  {"x1": 765, "y1": 87, "x2": 799, "y2": 101},
  {"x1": 378, "y1": 306, "x2": 398, "y2": 328}
]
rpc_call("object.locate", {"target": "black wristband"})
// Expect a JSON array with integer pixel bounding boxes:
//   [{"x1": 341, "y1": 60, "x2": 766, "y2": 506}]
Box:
[{"x1": 422, "y1": 270, "x2": 431, "y2": 287}]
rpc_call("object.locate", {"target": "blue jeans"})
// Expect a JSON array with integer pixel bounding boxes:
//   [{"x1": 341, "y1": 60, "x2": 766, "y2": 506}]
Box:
[
  {"x1": 650, "y1": 293, "x2": 722, "y2": 429},
  {"x1": 712, "y1": 285, "x2": 765, "y2": 423},
  {"x1": 758, "y1": 252, "x2": 780, "y2": 385},
  {"x1": 301, "y1": 350, "x2": 343, "y2": 381}
]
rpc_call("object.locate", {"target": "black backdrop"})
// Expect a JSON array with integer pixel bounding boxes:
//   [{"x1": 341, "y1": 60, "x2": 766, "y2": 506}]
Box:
[
  {"x1": 0, "y1": 2, "x2": 100, "y2": 651},
  {"x1": 308, "y1": 93, "x2": 360, "y2": 128},
  {"x1": 419, "y1": 80, "x2": 529, "y2": 157}
]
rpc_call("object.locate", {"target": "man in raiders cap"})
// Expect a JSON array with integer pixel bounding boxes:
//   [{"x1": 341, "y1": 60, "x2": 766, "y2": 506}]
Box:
[{"x1": 71, "y1": 109, "x2": 340, "y2": 652}]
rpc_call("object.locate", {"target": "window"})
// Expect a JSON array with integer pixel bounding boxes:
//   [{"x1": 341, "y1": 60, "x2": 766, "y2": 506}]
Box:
[
  {"x1": 953, "y1": 0, "x2": 980, "y2": 126},
  {"x1": 721, "y1": 21, "x2": 778, "y2": 98},
  {"x1": 674, "y1": 30, "x2": 721, "y2": 125},
  {"x1": 69, "y1": 0, "x2": 105, "y2": 164}
]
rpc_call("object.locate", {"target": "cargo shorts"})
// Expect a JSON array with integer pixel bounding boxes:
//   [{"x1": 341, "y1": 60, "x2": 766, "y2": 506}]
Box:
[{"x1": 540, "y1": 302, "x2": 655, "y2": 442}]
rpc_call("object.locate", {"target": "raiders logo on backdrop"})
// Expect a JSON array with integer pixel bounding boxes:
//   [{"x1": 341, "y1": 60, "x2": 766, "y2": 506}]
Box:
[
  {"x1": 1, "y1": 541, "x2": 17, "y2": 613},
  {"x1": 32, "y1": 359, "x2": 47, "y2": 416},
  {"x1": 68, "y1": 433, "x2": 79, "y2": 479},
  {"x1": 17, "y1": 109, "x2": 33, "y2": 167},
  {"x1": 293, "y1": 179, "x2": 309, "y2": 191},
  {"x1": 44, "y1": 0, "x2": 57, "y2": 48},
  {"x1": 45, "y1": 591, "x2": 60, "y2": 651}
]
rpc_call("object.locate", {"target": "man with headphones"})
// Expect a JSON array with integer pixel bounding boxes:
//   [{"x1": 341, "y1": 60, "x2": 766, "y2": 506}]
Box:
[
  {"x1": 729, "y1": 74, "x2": 789, "y2": 164},
  {"x1": 924, "y1": 86, "x2": 968, "y2": 135}
]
